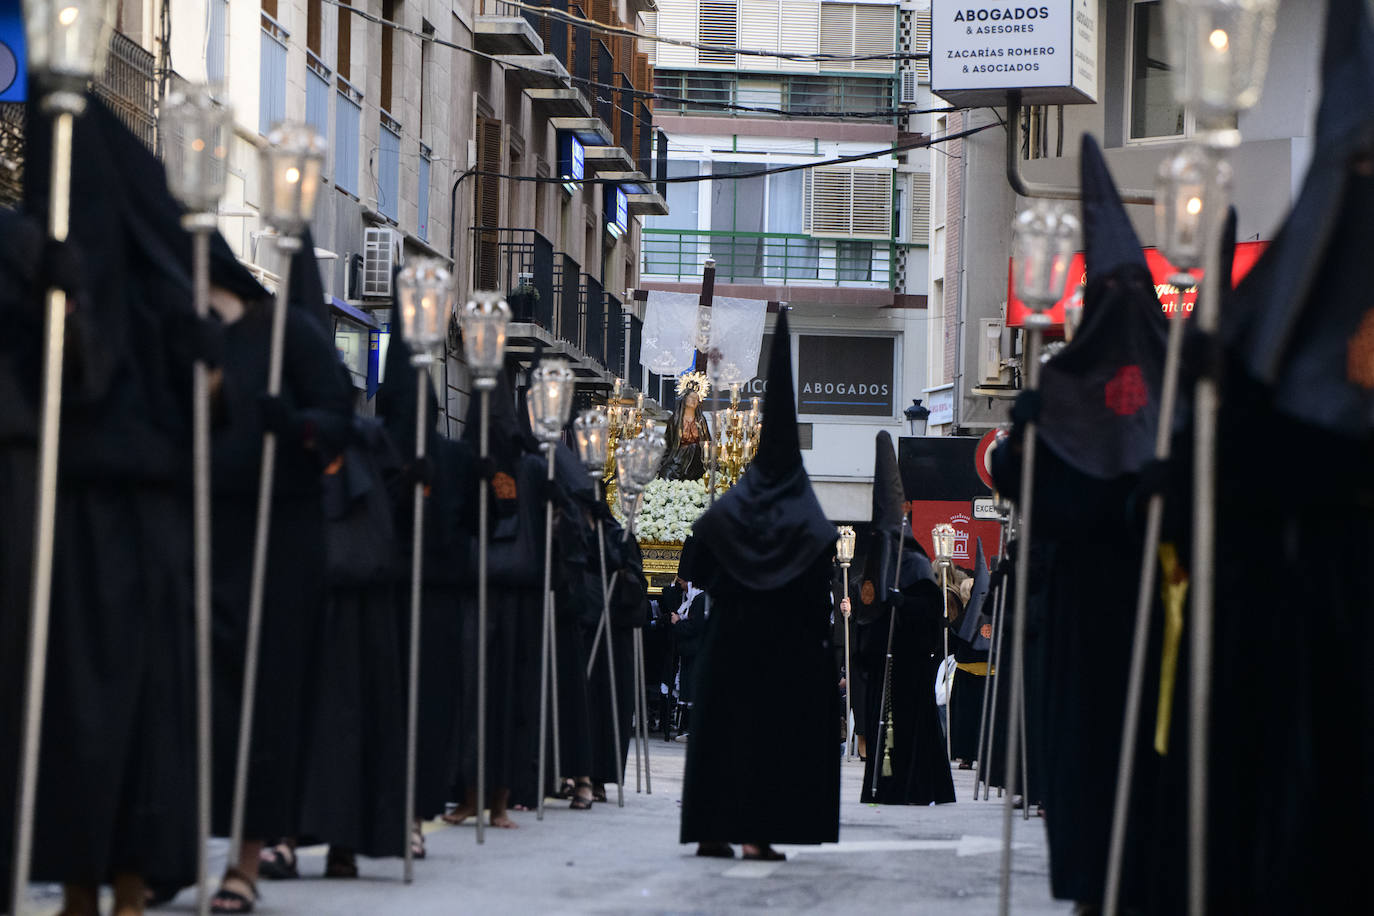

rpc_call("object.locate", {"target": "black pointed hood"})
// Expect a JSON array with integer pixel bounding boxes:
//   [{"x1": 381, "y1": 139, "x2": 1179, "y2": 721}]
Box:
[
  {"x1": 1222, "y1": 0, "x2": 1374, "y2": 435},
  {"x1": 288, "y1": 227, "x2": 332, "y2": 329},
  {"x1": 871, "y1": 430, "x2": 905, "y2": 536},
  {"x1": 690, "y1": 311, "x2": 836, "y2": 592},
  {"x1": 1034, "y1": 134, "x2": 1169, "y2": 479},
  {"x1": 752, "y1": 312, "x2": 803, "y2": 480}
]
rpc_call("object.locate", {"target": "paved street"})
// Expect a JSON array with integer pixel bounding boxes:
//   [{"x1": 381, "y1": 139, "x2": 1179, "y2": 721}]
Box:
[{"x1": 25, "y1": 742, "x2": 1069, "y2": 915}]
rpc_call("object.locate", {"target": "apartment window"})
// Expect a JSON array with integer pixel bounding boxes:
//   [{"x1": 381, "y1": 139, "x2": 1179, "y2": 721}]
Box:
[
  {"x1": 1129, "y1": 0, "x2": 1184, "y2": 140},
  {"x1": 380, "y1": 0, "x2": 397, "y2": 114},
  {"x1": 259, "y1": 10, "x2": 288, "y2": 135},
  {"x1": 306, "y1": 53, "x2": 331, "y2": 176},
  {"x1": 337, "y1": 0, "x2": 352, "y2": 81},
  {"x1": 378, "y1": 113, "x2": 401, "y2": 222},
  {"x1": 420, "y1": 21, "x2": 435, "y2": 141},
  {"x1": 207, "y1": 0, "x2": 228, "y2": 85},
  {"x1": 418, "y1": 143, "x2": 432, "y2": 242},
  {"x1": 307, "y1": 0, "x2": 322, "y2": 55},
  {"x1": 710, "y1": 162, "x2": 766, "y2": 279}
]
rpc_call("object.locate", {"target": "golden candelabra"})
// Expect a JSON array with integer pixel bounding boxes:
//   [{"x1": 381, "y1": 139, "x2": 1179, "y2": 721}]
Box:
[{"x1": 706, "y1": 386, "x2": 761, "y2": 490}]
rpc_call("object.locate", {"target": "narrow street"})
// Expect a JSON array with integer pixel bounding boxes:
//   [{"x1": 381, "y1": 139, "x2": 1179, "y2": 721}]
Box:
[{"x1": 26, "y1": 744, "x2": 1068, "y2": 915}]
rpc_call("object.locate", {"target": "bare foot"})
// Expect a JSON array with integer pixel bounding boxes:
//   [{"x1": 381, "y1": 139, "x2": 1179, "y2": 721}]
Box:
[
  {"x1": 490, "y1": 812, "x2": 520, "y2": 829},
  {"x1": 441, "y1": 804, "x2": 475, "y2": 825},
  {"x1": 61, "y1": 883, "x2": 99, "y2": 916},
  {"x1": 112, "y1": 873, "x2": 147, "y2": 916}
]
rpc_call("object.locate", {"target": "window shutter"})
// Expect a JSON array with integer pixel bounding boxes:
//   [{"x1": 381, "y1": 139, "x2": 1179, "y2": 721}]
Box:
[
  {"x1": 818, "y1": 3, "x2": 852, "y2": 67},
  {"x1": 914, "y1": 8, "x2": 931, "y2": 82},
  {"x1": 738, "y1": 0, "x2": 780, "y2": 71},
  {"x1": 698, "y1": 0, "x2": 738, "y2": 66},
  {"x1": 852, "y1": 4, "x2": 895, "y2": 73},
  {"x1": 808, "y1": 166, "x2": 892, "y2": 239},
  {"x1": 475, "y1": 116, "x2": 504, "y2": 289},
  {"x1": 777, "y1": 0, "x2": 820, "y2": 72},
  {"x1": 655, "y1": 0, "x2": 697, "y2": 68},
  {"x1": 643, "y1": 11, "x2": 657, "y2": 64},
  {"x1": 909, "y1": 171, "x2": 931, "y2": 242}
]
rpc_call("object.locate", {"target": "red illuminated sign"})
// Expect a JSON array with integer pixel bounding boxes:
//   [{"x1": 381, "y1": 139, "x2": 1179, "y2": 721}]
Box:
[{"x1": 1005, "y1": 241, "x2": 1268, "y2": 328}]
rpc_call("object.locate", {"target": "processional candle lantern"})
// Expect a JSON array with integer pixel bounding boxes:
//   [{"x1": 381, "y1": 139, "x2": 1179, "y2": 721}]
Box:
[
  {"x1": 1156, "y1": 143, "x2": 1226, "y2": 278},
  {"x1": 574, "y1": 407, "x2": 610, "y2": 475},
  {"x1": 1166, "y1": 0, "x2": 1280, "y2": 139},
  {"x1": 460, "y1": 292, "x2": 510, "y2": 846},
  {"x1": 836, "y1": 525, "x2": 858, "y2": 758},
  {"x1": 529, "y1": 357, "x2": 576, "y2": 820},
  {"x1": 12, "y1": 4, "x2": 117, "y2": 915},
  {"x1": 395, "y1": 257, "x2": 454, "y2": 879},
  {"x1": 932, "y1": 523, "x2": 957, "y2": 567},
  {"x1": 1011, "y1": 203, "x2": 1080, "y2": 321},
  {"x1": 162, "y1": 82, "x2": 234, "y2": 916},
  {"x1": 261, "y1": 122, "x2": 326, "y2": 237}
]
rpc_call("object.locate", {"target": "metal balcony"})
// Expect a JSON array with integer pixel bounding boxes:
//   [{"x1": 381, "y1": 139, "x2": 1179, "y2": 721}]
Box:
[
  {"x1": 641, "y1": 229, "x2": 894, "y2": 288},
  {"x1": 474, "y1": 0, "x2": 544, "y2": 55}
]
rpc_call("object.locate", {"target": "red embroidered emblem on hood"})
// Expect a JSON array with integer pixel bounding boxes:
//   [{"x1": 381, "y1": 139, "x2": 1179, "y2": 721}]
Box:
[{"x1": 1104, "y1": 365, "x2": 1148, "y2": 416}]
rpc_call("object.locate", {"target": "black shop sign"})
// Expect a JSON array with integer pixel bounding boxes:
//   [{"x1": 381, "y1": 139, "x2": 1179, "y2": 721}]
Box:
[{"x1": 796, "y1": 335, "x2": 895, "y2": 418}]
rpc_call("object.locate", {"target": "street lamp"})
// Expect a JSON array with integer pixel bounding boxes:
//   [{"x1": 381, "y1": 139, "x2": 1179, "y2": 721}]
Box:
[
  {"x1": 162, "y1": 82, "x2": 233, "y2": 916},
  {"x1": 395, "y1": 258, "x2": 452, "y2": 881},
  {"x1": 229, "y1": 121, "x2": 329, "y2": 872},
  {"x1": 460, "y1": 292, "x2": 510, "y2": 846},
  {"x1": 12, "y1": 3, "x2": 117, "y2": 912},
  {"x1": 528, "y1": 358, "x2": 577, "y2": 820},
  {"x1": 904, "y1": 399, "x2": 930, "y2": 437},
  {"x1": 999, "y1": 200, "x2": 1079, "y2": 903}
]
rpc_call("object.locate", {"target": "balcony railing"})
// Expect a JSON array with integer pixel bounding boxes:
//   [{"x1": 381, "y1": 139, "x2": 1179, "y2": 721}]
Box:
[
  {"x1": 642, "y1": 229, "x2": 893, "y2": 288},
  {"x1": 470, "y1": 227, "x2": 556, "y2": 328},
  {"x1": 97, "y1": 29, "x2": 156, "y2": 149},
  {"x1": 554, "y1": 252, "x2": 581, "y2": 345},
  {"x1": 581, "y1": 273, "x2": 605, "y2": 366},
  {"x1": 652, "y1": 70, "x2": 893, "y2": 119}
]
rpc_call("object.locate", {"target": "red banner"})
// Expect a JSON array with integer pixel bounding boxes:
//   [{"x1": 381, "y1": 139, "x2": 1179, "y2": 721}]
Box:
[
  {"x1": 1005, "y1": 241, "x2": 1268, "y2": 328},
  {"x1": 907, "y1": 500, "x2": 1004, "y2": 572}
]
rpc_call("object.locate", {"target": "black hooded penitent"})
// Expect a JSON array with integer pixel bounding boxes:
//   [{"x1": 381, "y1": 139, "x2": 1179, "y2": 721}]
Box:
[{"x1": 678, "y1": 311, "x2": 840, "y2": 846}]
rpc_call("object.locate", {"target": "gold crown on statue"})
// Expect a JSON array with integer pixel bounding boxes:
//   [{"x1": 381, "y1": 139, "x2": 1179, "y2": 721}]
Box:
[{"x1": 675, "y1": 371, "x2": 710, "y2": 399}]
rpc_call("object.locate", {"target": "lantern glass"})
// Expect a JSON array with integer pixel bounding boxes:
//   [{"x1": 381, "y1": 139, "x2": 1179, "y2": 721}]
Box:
[
  {"x1": 260, "y1": 122, "x2": 326, "y2": 235},
  {"x1": 397, "y1": 257, "x2": 453, "y2": 363},
  {"x1": 618, "y1": 488, "x2": 641, "y2": 527},
  {"x1": 461, "y1": 294, "x2": 511, "y2": 386},
  {"x1": 932, "y1": 523, "x2": 957, "y2": 563},
  {"x1": 1062, "y1": 287, "x2": 1086, "y2": 343},
  {"x1": 1154, "y1": 143, "x2": 1230, "y2": 273},
  {"x1": 161, "y1": 85, "x2": 232, "y2": 214},
  {"x1": 528, "y1": 358, "x2": 576, "y2": 444},
  {"x1": 24, "y1": 0, "x2": 116, "y2": 84},
  {"x1": 616, "y1": 439, "x2": 646, "y2": 496},
  {"x1": 634, "y1": 431, "x2": 667, "y2": 487},
  {"x1": 573, "y1": 407, "x2": 610, "y2": 472},
  {"x1": 1165, "y1": 0, "x2": 1279, "y2": 126},
  {"x1": 1012, "y1": 202, "x2": 1080, "y2": 310},
  {"x1": 836, "y1": 526, "x2": 857, "y2": 564}
]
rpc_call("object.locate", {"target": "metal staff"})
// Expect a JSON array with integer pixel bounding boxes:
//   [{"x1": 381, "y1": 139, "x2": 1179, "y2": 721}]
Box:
[
  {"x1": 460, "y1": 295, "x2": 512, "y2": 844},
  {"x1": 396, "y1": 259, "x2": 452, "y2": 881},
  {"x1": 228, "y1": 123, "x2": 325, "y2": 867},
  {"x1": 981, "y1": 551, "x2": 1011, "y2": 801},
  {"x1": 973, "y1": 506, "x2": 1009, "y2": 801},
  {"x1": 999, "y1": 202, "x2": 1078, "y2": 916},
  {"x1": 869, "y1": 520, "x2": 906, "y2": 800},
  {"x1": 932, "y1": 524, "x2": 957, "y2": 764},
  {"x1": 162, "y1": 83, "x2": 233, "y2": 916},
  {"x1": 836, "y1": 527, "x2": 857, "y2": 759}
]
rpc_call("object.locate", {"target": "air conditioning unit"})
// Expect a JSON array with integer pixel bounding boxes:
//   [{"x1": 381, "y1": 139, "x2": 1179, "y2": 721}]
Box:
[
  {"x1": 900, "y1": 69, "x2": 918, "y2": 105},
  {"x1": 978, "y1": 318, "x2": 1010, "y2": 386},
  {"x1": 361, "y1": 226, "x2": 402, "y2": 300}
]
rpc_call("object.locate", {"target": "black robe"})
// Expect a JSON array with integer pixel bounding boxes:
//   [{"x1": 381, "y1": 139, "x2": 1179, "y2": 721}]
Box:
[
  {"x1": 859, "y1": 549, "x2": 956, "y2": 806},
  {"x1": 679, "y1": 547, "x2": 840, "y2": 844},
  {"x1": 1, "y1": 97, "x2": 211, "y2": 893},
  {"x1": 210, "y1": 303, "x2": 352, "y2": 840}
]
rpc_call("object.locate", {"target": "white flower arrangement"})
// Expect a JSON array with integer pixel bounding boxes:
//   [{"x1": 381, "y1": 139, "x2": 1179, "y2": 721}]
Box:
[{"x1": 615, "y1": 477, "x2": 710, "y2": 544}]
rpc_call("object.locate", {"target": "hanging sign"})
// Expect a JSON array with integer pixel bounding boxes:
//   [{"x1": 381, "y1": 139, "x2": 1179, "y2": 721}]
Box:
[
  {"x1": 931, "y1": 0, "x2": 1097, "y2": 106},
  {"x1": 1004, "y1": 240, "x2": 1269, "y2": 328},
  {"x1": 558, "y1": 132, "x2": 584, "y2": 189},
  {"x1": 0, "y1": 0, "x2": 25, "y2": 103},
  {"x1": 605, "y1": 185, "x2": 628, "y2": 238}
]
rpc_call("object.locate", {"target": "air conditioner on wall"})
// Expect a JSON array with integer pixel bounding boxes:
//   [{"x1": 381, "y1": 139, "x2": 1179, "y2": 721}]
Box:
[
  {"x1": 900, "y1": 69, "x2": 918, "y2": 105},
  {"x1": 361, "y1": 226, "x2": 402, "y2": 301},
  {"x1": 978, "y1": 318, "x2": 1011, "y2": 386}
]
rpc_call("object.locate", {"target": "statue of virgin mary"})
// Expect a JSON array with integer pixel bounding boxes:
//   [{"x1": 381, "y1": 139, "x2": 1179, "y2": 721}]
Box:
[{"x1": 659, "y1": 372, "x2": 712, "y2": 481}]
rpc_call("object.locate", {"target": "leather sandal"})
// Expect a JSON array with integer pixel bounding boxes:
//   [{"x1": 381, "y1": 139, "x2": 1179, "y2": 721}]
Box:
[{"x1": 210, "y1": 868, "x2": 258, "y2": 914}]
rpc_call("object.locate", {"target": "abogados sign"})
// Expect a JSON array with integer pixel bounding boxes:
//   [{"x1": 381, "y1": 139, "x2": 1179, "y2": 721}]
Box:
[{"x1": 796, "y1": 335, "x2": 895, "y2": 418}]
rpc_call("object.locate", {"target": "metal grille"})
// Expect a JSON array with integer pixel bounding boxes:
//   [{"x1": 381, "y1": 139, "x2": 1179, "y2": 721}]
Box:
[{"x1": 95, "y1": 29, "x2": 157, "y2": 150}]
